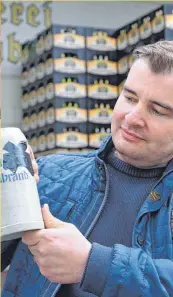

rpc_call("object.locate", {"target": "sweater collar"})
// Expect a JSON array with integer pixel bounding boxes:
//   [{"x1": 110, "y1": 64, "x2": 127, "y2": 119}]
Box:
[
  {"x1": 96, "y1": 134, "x2": 173, "y2": 176},
  {"x1": 107, "y1": 150, "x2": 164, "y2": 178}
]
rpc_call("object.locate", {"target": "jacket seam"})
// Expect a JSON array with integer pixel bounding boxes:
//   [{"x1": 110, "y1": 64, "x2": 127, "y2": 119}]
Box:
[
  {"x1": 152, "y1": 243, "x2": 173, "y2": 250},
  {"x1": 42, "y1": 281, "x2": 52, "y2": 297},
  {"x1": 156, "y1": 223, "x2": 172, "y2": 227},
  {"x1": 141, "y1": 253, "x2": 148, "y2": 293},
  {"x1": 40, "y1": 163, "x2": 93, "y2": 179},
  {"x1": 120, "y1": 247, "x2": 131, "y2": 293},
  {"x1": 80, "y1": 244, "x2": 94, "y2": 288},
  {"x1": 41, "y1": 152, "x2": 96, "y2": 161},
  {"x1": 79, "y1": 168, "x2": 102, "y2": 229},
  {"x1": 103, "y1": 246, "x2": 130, "y2": 296},
  {"x1": 101, "y1": 246, "x2": 115, "y2": 296}
]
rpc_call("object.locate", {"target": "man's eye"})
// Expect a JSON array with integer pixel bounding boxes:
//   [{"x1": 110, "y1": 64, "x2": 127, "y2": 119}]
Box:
[
  {"x1": 125, "y1": 96, "x2": 134, "y2": 102},
  {"x1": 152, "y1": 108, "x2": 165, "y2": 116},
  {"x1": 125, "y1": 96, "x2": 136, "y2": 103}
]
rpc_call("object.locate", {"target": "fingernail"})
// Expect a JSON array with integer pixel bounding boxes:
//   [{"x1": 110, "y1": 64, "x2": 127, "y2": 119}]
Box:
[{"x1": 43, "y1": 203, "x2": 49, "y2": 209}]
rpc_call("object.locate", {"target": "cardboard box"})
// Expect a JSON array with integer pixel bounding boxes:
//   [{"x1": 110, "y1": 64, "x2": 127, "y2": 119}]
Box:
[
  {"x1": 44, "y1": 48, "x2": 86, "y2": 74},
  {"x1": 53, "y1": 73, "x2": 87, "y2": 99},
  {"x1": 164, "y1": 4, "x2": 173, "y2": 40},
  {"x1": 86, "y1": 28, "x2": 116, "y2": 51},
  {"x1": 44, "y1": 25, "x2": 86, "y2": 50},
  {"x1": 139, "y1": 12, "x2": 153, "y2": 41},
  {"x1": 88, "y1": 123, "x2": 111, "y2": 148},
  {"x1": 87, "y1": 74, "x2": 119, "y2": 100},
  {"x1": 88, "y1": 98, "x2": 115, "y2": 124},
  {"x1": 86, "y1": 50, "x2": 117, "y2": 76}
]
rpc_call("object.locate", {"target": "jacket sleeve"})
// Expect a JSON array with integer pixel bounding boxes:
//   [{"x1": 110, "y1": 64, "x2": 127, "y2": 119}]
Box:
[
  {"x1": 80, "y1": 242, "x2": 173, "y2": 297},
  {"x1": 1, "y1": 239, "x2": 20, "y2": 271}
]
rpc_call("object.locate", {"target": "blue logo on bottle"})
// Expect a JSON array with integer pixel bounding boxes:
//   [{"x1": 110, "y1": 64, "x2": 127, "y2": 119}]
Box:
[{"x1": 1, "y1": 141, "x2": 34, "y2": 178}]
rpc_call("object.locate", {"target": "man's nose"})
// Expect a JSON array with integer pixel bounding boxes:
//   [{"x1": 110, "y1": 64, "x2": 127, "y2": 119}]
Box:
[{"x1": 124, "y1": 108, "x2": 145, "y2": 127}]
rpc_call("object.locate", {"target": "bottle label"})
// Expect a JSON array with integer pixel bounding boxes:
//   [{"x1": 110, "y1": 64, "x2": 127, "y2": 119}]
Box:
[{"x1": 1, "y1": 141, "x2": 34, "y2": 183}]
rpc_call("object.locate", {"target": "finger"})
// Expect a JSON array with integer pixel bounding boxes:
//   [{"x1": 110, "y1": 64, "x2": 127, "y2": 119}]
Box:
[
  {"x1": 32, "y1": 160, "x2": 39, "y2": 183},
  {"x1": 28, "y1": 144, "x2": 38, "y2": 174},
  {"x1": 28, "y1": 144, "x2": 39, "y2": 183},
  {"x1": 42, "y1": 204, "x2": 65, "y2": 229},
  {"x1": 28, "y1": 144, "x2": 35, "y2": 160},
  {"x1": 34, "y1": 173, "x2": 39, "y2": 183},
  {"x1": 32, "y1": 159, "x2": 38, "y2": 174},
  {"x1": 22, "y1": 229, "x2": 44, "y2": 246}
]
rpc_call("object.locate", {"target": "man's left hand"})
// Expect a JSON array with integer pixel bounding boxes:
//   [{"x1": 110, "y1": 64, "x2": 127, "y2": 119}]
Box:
[{"x1": 22, "y1": 204, "x2": 91, "y2": 284}]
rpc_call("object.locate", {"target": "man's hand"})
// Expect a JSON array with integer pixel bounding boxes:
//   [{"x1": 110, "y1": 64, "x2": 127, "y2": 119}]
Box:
[
  {"x1": 28, "y1": 145, "x2": 39, "y2": 183},
  {"x1": 22, "y1": 204, "x2": 92, "y2": 284}
]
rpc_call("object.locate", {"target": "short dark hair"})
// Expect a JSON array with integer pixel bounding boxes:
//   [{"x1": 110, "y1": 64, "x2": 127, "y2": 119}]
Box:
[{"x1": 133, "y1": 40, "x2": 173, "y2": 74}]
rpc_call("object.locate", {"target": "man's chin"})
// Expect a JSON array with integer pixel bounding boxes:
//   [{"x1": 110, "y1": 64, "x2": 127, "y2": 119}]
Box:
[
  {"x1": 115, "y1": 150, "x2": 147, "y2": 167},
  {"x1": 114, "y1": 146, "x2": 142, "y2": 162}
]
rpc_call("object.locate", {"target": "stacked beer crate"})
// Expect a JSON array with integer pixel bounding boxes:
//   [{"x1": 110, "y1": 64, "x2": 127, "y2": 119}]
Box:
[
  {"x1": 21, "y1": 25, "x2": 88, "y2": 153},
  {"x1": 86, "y1": 27, "x2": 127, "y2": 149}
]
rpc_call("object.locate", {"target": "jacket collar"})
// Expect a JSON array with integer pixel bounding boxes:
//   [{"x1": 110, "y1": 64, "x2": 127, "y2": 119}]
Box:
[
  {"x1": 96, "y1": 134, "x2": 173, "y2": 176},
  {"x1": 97, "y1": 134, "x2": 113, "y2": 161}
]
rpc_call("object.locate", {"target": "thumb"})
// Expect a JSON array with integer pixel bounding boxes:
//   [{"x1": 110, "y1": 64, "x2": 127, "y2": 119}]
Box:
[{"x1": 42, "y1": 204, "x2": 65, "y2": 229}]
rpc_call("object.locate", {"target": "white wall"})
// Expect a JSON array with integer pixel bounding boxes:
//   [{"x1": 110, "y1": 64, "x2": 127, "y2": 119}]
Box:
[
  {"x1": 52, "y1": 2, "x2": 162, "y2": 29},
  {"x1": 2, "y1": 75, "x2": 22, "y2": 128},
  {"x1": 2, "y1": 1, "x2": 163, "y2": 128}
]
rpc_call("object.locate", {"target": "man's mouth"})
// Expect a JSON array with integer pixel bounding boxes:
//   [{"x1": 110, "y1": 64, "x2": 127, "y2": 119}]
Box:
[{"x1": 121, "y1": 126, "x2": 144, "y2": 141}]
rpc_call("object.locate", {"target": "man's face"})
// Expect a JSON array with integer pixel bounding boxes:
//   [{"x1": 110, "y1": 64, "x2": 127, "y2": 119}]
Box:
[{"x1": 111, "y1": 59, "x2": 173, "y2": 168}]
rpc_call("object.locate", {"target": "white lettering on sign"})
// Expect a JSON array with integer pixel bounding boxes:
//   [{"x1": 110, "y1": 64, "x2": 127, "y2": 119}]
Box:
[
  {"x1": 1, "y1": 1, "x2": 52, "y2": 75},
  {"x1": 0, "y1": 171, "x2": 29, "y2": 183}
]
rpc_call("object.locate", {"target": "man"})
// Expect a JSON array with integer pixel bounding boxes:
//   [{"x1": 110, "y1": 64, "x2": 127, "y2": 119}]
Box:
[{"x1": 2, "y1": 40, "x2": 173, "y2": 297}]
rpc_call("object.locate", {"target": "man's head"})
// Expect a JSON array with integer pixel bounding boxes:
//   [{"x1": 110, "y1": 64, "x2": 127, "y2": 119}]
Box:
[{"x1": 111, "y1": 40, "x2": 173, "y2": 168}]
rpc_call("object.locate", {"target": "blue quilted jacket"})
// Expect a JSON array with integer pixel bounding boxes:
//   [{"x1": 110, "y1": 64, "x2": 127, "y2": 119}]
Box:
[{"x1": 2, "y1": 135, "x2": 173, "y2": 297}]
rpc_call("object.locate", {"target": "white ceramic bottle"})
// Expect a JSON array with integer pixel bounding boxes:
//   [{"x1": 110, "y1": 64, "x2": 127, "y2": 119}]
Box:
[{"x1": 1, "y1": 127, "x2": 44, "y2": 241}]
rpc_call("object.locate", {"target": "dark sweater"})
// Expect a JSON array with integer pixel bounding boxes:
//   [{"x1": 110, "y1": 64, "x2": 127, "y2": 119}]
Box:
[{"x1": 57, "y1": 151, "x2": 164, "y2": 297}]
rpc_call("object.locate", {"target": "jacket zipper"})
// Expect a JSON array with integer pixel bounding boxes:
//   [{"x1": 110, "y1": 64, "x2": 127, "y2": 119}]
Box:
[
  {"x1": 50, "y1": 162, "x2": 109, "y2": 297},
  {"x1": 85, "y1": 162, "x2": 110, "y2": 238},
  {"x1": 49, "y1": 284, "x2": 61, "y2": 297}
]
